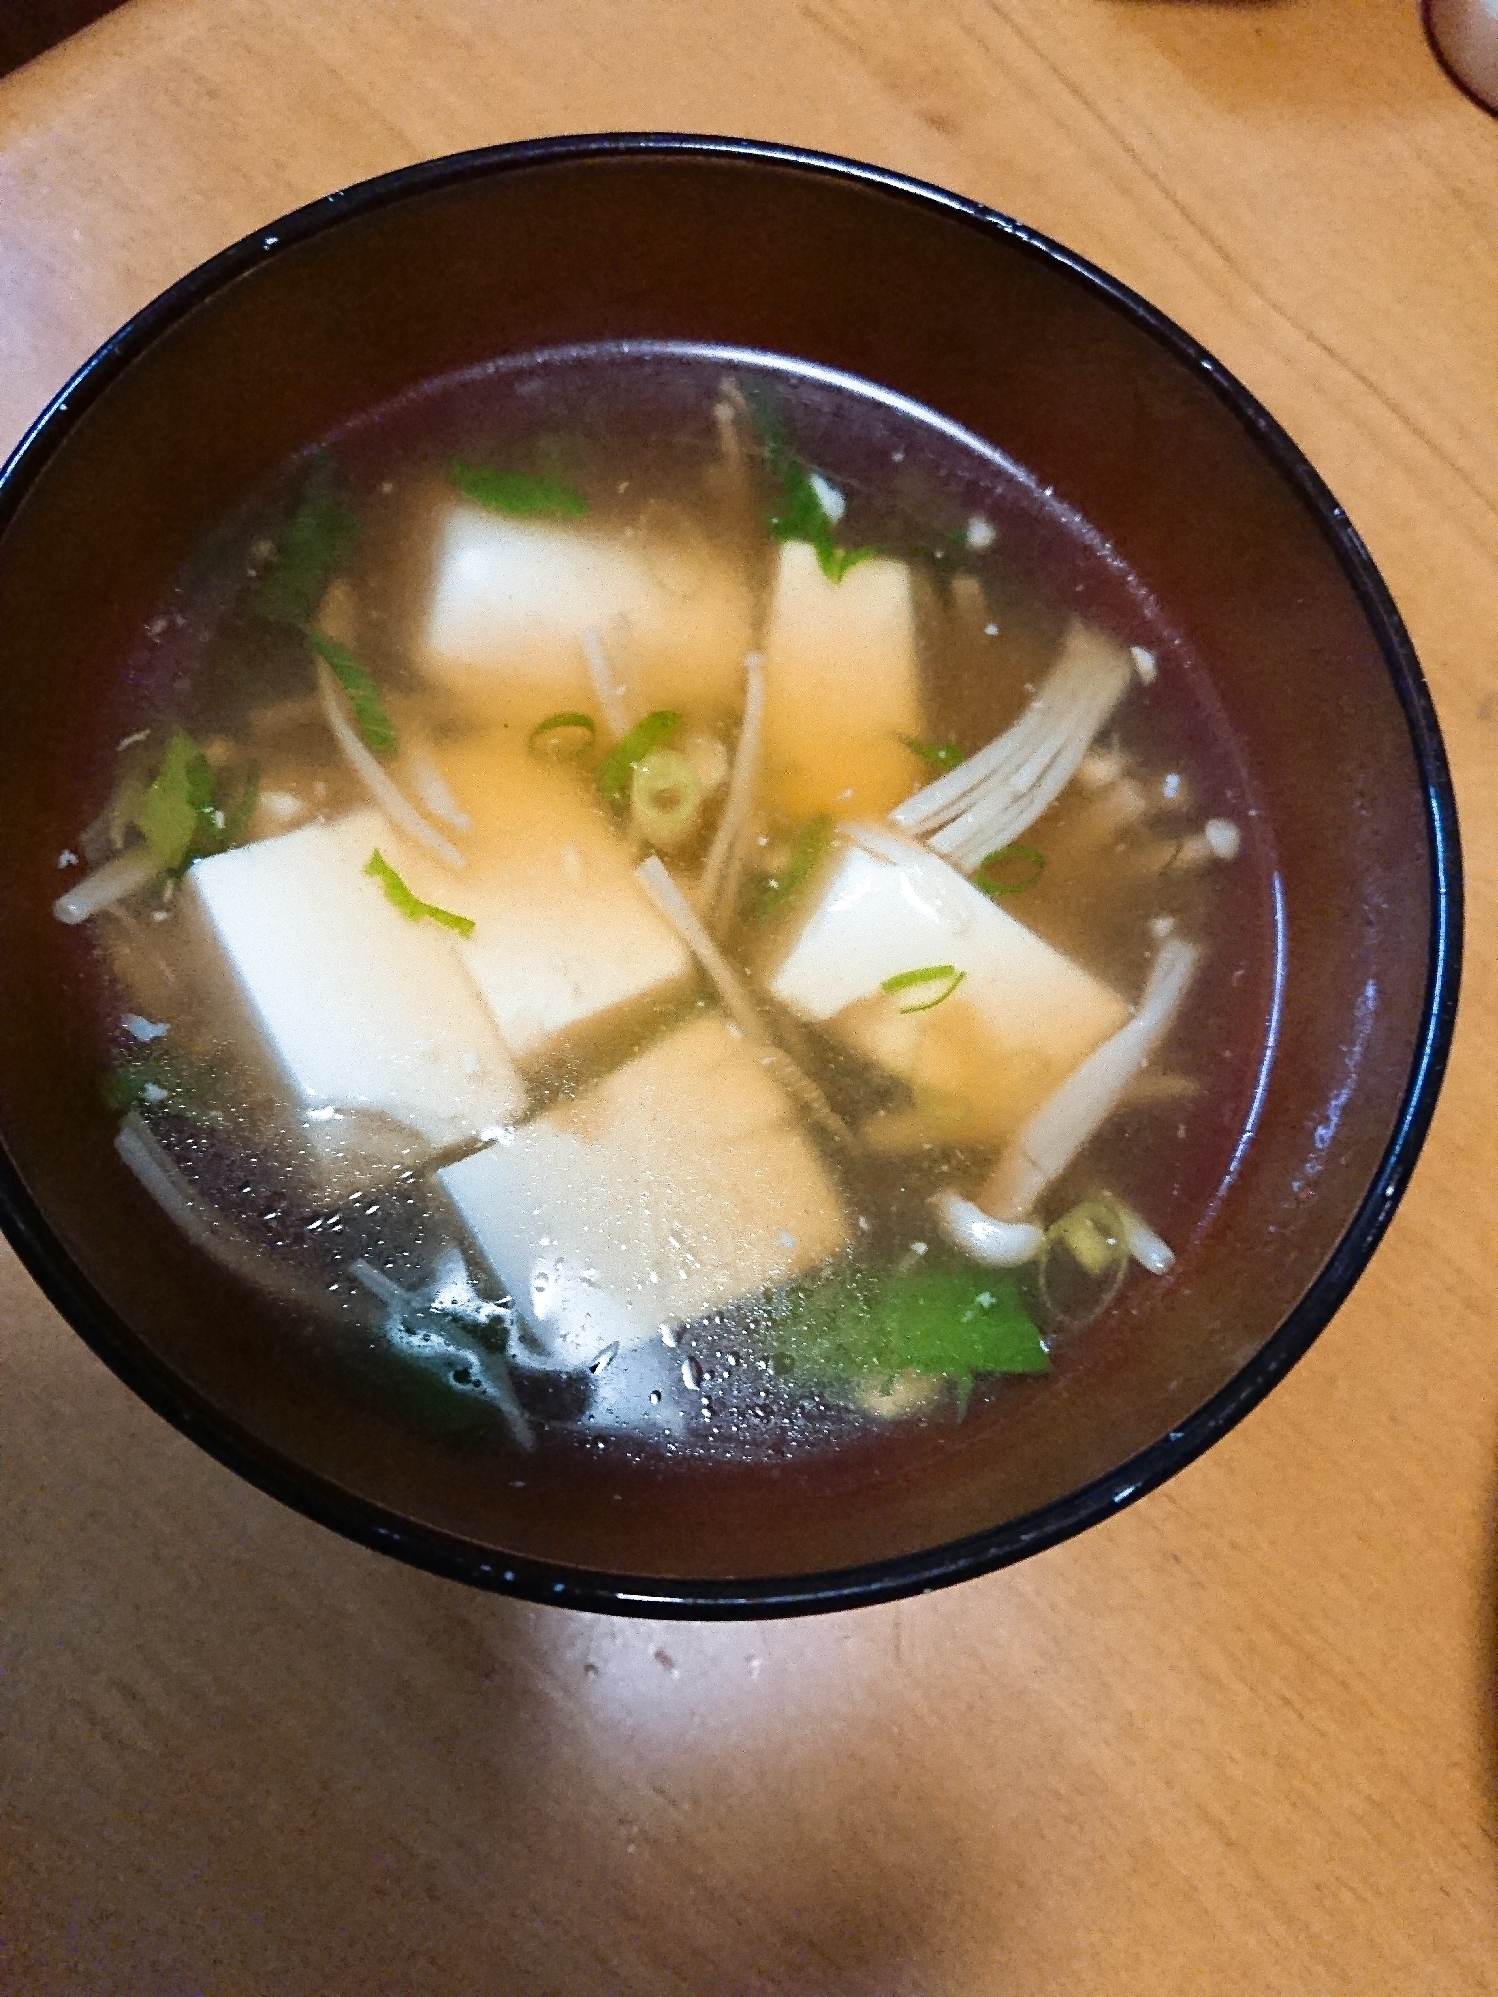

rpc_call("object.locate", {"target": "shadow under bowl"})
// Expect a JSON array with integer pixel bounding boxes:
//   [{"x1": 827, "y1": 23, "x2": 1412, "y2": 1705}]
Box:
[{"x1": 0, "y1": 137, "x2": 1460, "y2": 1616}]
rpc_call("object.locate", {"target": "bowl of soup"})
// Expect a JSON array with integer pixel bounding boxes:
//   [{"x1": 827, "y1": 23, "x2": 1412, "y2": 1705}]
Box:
[{"x1": 0, "y1": 137, "x2": 1459, "y2": 1616}]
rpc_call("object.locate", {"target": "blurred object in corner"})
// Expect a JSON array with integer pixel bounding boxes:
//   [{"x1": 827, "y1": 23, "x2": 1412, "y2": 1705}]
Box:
[
  {"x1": 1426, "y1": 0, "x2": 1498, "y2": 110},
  {"x1": 0, "y1": 0, "x2": 126, "y2": 80}
]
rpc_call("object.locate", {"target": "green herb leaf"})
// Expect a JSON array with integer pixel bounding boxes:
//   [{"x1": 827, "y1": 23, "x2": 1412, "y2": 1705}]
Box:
[
  {"x1": 130, "y1": 733, "x2": 261, "y2": 876},
  {"x1": 750, "y1": 813, "x2": 833, "y2": 921},
  {"x1": 821, "y1": 543, "x2": 876, "y2": 583},
  {"x1": 305, "y1": 630, "x2": 398, "y2": 755},
  {"x1": 130, "y1": 731, "x2": 213, "y2": 874},
  {"x1": 449, "y1": 460, "x2": 587, "y2": 520},
  {"x1": 528, "y1": 711, "x2": 597, "y2": 757},
  {"x1": 974, "y1": 843, "x2": 1046, "y2": 897},
  {"x1": 767, "y1": 457, "x2": 876, "y2": 582},
  {"x1": 364, "y1": 850, "x2": 475, "y2": 937},
  {"x1": 595, "y1": 709, "x2": 681, "y2": 806},
  {"x1": 745, "y1": 388, "x2": 875, "y2": 584},
  {"x1": 772, "y1": 1262, "x2": 1048, "y2": 1394},
  {"x1": 880, "y1": 964, "x2": 967, "y2": 1013},
  {"x1": 901, "y1": 736, "x2": 963, "y2": 773},
  {"x1": 256, "y1": 461, "x2": 360, "y2": 627}
]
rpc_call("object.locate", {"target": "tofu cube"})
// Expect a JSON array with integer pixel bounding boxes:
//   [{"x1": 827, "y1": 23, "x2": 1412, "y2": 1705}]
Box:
[
  {"x1": 767, "y1": 832, "x2": 1130, "y2": 1149},
  {"x1": 422, "y1": 732, "x2": 697, "y2": 1070},
  {"x1": 418, "y1": 503, "x2": 755, "y2": 728},
  {"x1": 438, "y1": 1015, "x2": 850, "y2": 1369},
  {"x1": 759, "y1": 542, "x2": 926, "y2": 820},
  {"x1": 181, "y1": 808, "x2": 525, "y2": 1176}
]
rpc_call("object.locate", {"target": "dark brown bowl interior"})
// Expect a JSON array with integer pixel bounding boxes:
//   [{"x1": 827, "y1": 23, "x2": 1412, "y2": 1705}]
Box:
[{"x1": 0, "y1": 140, "x2": 1458, "y2": 1614}]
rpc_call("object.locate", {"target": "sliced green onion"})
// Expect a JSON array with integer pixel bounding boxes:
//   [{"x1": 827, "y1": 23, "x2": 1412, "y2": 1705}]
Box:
[
  {"x1": 880, "y1": 964, "x2": 967, "y2": 1013},
  {"x1": 901, "y1": 736, "x2": 964, "y2": 772},
  {"x1": 974, "y1": 843, "x2": 1045, "y2": 897},
  {"x1": 528, "y1": 711, "x2": 596, "y2": 757},
  {"x1": 305, "y1": 630, "x2": 397, "y2": 756},
  {"x1": 596, "y1": 709, "x2": 681, "y2": 806},
  {"x1": 449, "y1": 460, "x2": 587, "y2": 520},
  {"x1": 365, "y1": 850, "x2": 475, "y2": 937},
  {"x1": 749, "y1": 813, "x2": 833, "y2": 921},
  {"x1": 629, "y1": 748, "x2": 703, "y2": 851}
]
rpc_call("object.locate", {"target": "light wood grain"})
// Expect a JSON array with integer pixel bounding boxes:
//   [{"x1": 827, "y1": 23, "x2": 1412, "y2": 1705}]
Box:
[{"x1": 1, "y1": 3, "x2": 1495, "y2": 1991}]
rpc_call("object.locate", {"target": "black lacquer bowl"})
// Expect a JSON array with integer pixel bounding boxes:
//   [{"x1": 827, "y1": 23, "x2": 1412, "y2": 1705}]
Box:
[{"x1": 0, "y1": 137, "x2": 1460, "y2": 1617}]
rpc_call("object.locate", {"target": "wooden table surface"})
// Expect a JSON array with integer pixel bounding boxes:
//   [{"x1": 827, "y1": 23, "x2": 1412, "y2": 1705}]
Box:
[{"x1": 2, "y1": 3, "x2": 1495, "y2": 1990}]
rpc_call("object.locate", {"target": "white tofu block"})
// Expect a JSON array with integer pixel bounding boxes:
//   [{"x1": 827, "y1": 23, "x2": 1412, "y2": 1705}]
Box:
[
  {"x1": 414, "y1": 732, "x2": 696, "y2": 1069},
  {"x1": 182, "y1": 809, "x2": 525, "y2": 1173},
  {"x1": 438, "y1": 1015, "x2": 850, "y2": 1369},
  {"x1": 418, "y1": 503, "x2": 755, "y2": 727},
  {"x1": 759, "y1": 542, "x2": 927, "y2": 820},
  {"x1": 767, "y1": 832, "x2": 1131, "y2": 1149}
]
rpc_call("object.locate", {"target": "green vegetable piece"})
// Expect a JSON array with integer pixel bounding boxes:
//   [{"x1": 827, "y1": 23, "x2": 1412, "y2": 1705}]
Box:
[
  {"x1": 256, "y1": 462, "x2": 360, "y2": 627},
  {"x1": 750, "y1": 813, "x2": 833, "y2": 921},
  {"x1": 364, "y1": 849, "x2": 475, "y2": 937},
  {"x1": 880, "y1": 964, "x2": 967, "y2": 1013},
  {"x1": 528, "y1": 711, "x2": 597, "y2": 757},
  {"x1": 773, "y1": 1262, "x2": 1048, "y2": 1396},
  {"x1": 104, "y1": 1050, "x2": 225, "y2": 1127},
  {"x1": 1049, "y1": 1199, "x2": 1128, "y2": 1280},
  {"x1": 131, "y1": 731, "x2": 214, "y2": 874},
  {"x1": 745, "y1": 387, "x2": 875, "y2": 584},
  {"x1": 130, "y1": 733, "x2": 261, "y2": 876},
  {"x1": 595, "y1": 709, "x2": 681, "y2": 806},
  {"x1": 974, "y1": 843, "x2": 1045, "y2": 897},
  {"x1": 305, "y1": 629, "x2": 397, "y2": 756},
  {"x1": 901, "y1": 736, "x2": 963, "y2": 773},
  {"x1": 767, "y1": 457, "x2": 875, "y2": 582},
  {"x1": 629, "y1": 747, "x2": 703, "y2": 851},
  {"x1": 449, "y1": 459, "x2": 587, "y2": 520}
]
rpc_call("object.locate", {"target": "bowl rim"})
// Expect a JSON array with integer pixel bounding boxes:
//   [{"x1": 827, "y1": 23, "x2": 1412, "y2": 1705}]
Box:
[{"x1": 0, "y1": 132, "x2": 1463, "y2": 1619}]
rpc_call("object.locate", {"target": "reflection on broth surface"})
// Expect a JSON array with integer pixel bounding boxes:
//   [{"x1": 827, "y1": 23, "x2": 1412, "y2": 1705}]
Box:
[{"x1": 54, "y1": 345, "x2": 1276, "y2": 1481}]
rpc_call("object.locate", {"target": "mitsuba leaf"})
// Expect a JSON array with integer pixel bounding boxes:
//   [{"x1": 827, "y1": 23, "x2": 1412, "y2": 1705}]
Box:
[
  {"x1": 131, "y1": 731, "x2": 257, "y2": 876},
  {"x1": 771, "y1": 1261, "x2": 1048, "y2": 1395},
  {"x1": 449, "y1": 460, "x2": 588, "y2": 520},
  {"x1": 256, "y1": 461, "x2": 360, "y2": 626},
  {"x1": 305, "y1": 630, "x2": 398, "y2": 756}
]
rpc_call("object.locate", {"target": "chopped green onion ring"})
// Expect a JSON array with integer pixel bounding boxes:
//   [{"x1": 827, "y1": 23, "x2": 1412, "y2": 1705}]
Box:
[
  {"x1": 364, "y1": 850, "x2": 475, "y2": 937},
  {"x1": 528, "y1": 711, "x2": 597, "y2": 757},
  {"x1": 974, "y1": 843, "x2": 1045, "y2": 897},
  {"x1": 629, "y1": 747, "x2": 703, "y2": 850},
  {"x1": 596, "y1": 709, "x2": 681, "y2": 806},
  {"x1": 880, "y1": 964, "x2": 967, "y2": 1013}
]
